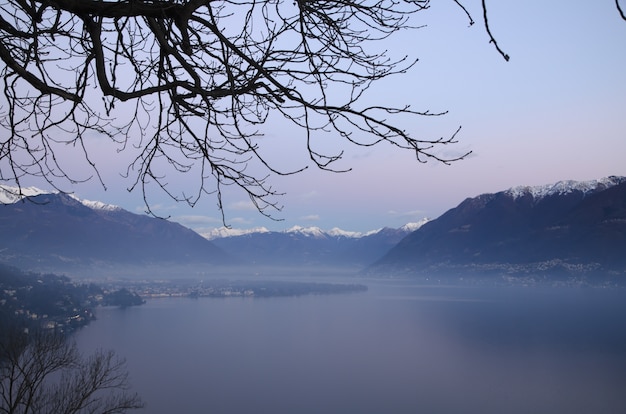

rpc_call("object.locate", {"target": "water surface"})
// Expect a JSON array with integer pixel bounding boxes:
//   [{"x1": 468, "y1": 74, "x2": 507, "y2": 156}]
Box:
[{"x1": 75, "y1": 281, "x2": 626, "y2": 414}]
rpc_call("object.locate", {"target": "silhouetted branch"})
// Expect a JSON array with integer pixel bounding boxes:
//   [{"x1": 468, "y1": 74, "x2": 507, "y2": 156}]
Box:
[
  {"x1": 1, "y1": 330, "x2": 143, "y2": 413},
  {"x1": 617, "y1": 0, "x2": 626, "y2": 21},
  {"x1": 13, "y1": 0, "x2": 618, "y2": 221},
  {"x1": 481, "y1": 0, "x2": 509, "y2": 61},
  {"x1": 452, "y1": 0, "x2": 474, "y2": 26}
]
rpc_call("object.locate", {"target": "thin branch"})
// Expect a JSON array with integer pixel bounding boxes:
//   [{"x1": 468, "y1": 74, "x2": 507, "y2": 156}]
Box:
[
  {"x1": 0, "y1": 0, "x2": 498, "y2": 223},
  {"x1": 617, "y1": 0, "x2": 626, "y2": 21},
  {"x1": 0, "y1": 42, "x2": 81, "y2": 101},
  {"x1": 481, "y1": 0, "x2": 509, "y2": 61},
  {"x1": 452, "y1": 0, "x2": 474, "y2": 26}
]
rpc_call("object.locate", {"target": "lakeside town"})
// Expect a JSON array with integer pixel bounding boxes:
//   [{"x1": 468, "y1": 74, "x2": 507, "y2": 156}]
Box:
[{"x1": 1, "y1": 264, "x2": 367, "y2": 336}]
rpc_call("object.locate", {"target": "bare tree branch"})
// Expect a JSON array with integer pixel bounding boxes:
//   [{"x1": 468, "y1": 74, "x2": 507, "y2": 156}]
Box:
[
  {"x1": 481, "y1": 0, "x2": 509, "y2": 61},
  {"x1": 9, "y1": 0, "x2": 613, "y2": 220},
  {"x1": 617, "y1": 0, "x2": 626, "y2": 21},
  {"x1": 1, "y1": 330, "x2": 143, "y2": 414}
]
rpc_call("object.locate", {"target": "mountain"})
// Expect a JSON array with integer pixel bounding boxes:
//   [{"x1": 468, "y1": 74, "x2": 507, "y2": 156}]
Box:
[
  {"x1": 369, "y1": 176, "x2": 626, "y2": 281},
  {"x1": 0, "y1": 187, "x2": 230, "y2": 273},
  {"x1": 0, "y1": 185, "x2": 427, "y2": 275},
  {"x1": 209, "y1": 221, "x2": 428, "y2": 267}
]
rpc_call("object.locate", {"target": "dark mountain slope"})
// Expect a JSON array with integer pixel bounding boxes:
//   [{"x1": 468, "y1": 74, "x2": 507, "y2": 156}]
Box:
[
  {"x1": 0, "y1": 193, "x2": 229, "y2": 270},
  {"x1": 370, "y1": 177, "x2": 626, "y2": 279}
]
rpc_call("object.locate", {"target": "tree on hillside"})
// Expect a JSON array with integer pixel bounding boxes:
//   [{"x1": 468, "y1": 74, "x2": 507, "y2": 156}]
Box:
[
  {"x1": 0, "y1": 329, "x2": 143, "y2": 414},
  {"x1": 0, "y1": 0, "x2": 623, "y2": 220}
]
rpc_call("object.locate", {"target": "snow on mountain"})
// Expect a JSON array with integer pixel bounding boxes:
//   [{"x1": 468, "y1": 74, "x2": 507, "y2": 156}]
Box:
[
  {"x1": 505, "y1": 176, "x2": 626, "y2": 200},
  {"x1": 285, "y1": 225, "x2": 326, "y2": 238},
  {"x1": 0, "y1": 187, "x2": 231, "y2": 273},
  {"x1": 1, "y1": 183, "x2": 423, "y2": 241},
  {"x1": 372, "y1": 175, "x2": 626, "y2": 279},
  {"x1": 204, "y1": 225, "x2": 334, "y2": 240},
  {"x1": 327, "y1": 227, "x2": 373, "y2": 238},
  {"x1": 203, "y1": 220, "x2": 429, "y2": 241},
  {"x1": 400, "y1": 219, "x2": 430, "y2": 232},
  {"x1": 69, "y1": 195, "x2": 121, "y2": 211},
  {"x1": 202, "y1": 226, "x2": 270, "y2": 240},
  {"x1": 0, "y1": 185, "x2": 49, "y2": 204},
  {"x1": 0, "y1": 185, "x2": 121, "y2": 211}
]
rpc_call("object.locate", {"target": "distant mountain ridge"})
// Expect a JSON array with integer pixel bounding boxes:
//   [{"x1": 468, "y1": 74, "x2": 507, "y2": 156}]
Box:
[
  {"x1": 4, "y1": 176, "x2": 625, "y2": 282},
  {"x1": 0, "y1": 185, "x2": 428, "y2": 273},
  {"x1": 0, "y1": 187, "x2": 229, "y2": 273},
  {"x1": 209, "y1": 220, "x2": 429, "y2": 267},
  {"x1": 370, "y1": 176, "x2": 626, "y2": 280},
  {"x1": 201, "y1": 221, "x2": 427, "y2": 240}
]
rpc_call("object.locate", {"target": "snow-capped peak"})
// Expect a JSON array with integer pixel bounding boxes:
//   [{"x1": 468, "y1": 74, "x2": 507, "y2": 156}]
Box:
[
  {"x1": 73, "y1": 197, "x2": 121, "y2": 212},
  {"x1": 0, "y1": 185, "x2": 49, "y2": 204},
  {"x1": 400, "y1": 218, "x2": 430, "y2": 232},
  {"x1": 505, "y1": 176, "x2": 625, "y2": 200},
  {"x1": 65, "y1": 193, "x2": 120, "y2": 211},
  {"x1": 284, "y1": 225, "x2": 326, "y2": 238},
  {"x1": 201, "y1": 226, "x2": 270, "y2": 240},
  {"x1": 0, "y1": 184, "x2": 120, "y2": 211},
  {"x1": 327, "y1": 227, "x2": 369, "y2": 238}
]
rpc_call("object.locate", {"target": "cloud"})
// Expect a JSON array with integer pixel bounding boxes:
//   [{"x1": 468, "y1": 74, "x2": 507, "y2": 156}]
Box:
[
  {"x1": 432, "y1": 144, "x2": 476, "y2": 163},
  {"x1": 174, "y1": 215, "x2": 222, "y2": 227},
  {"x1": 387, "y1": 209, "x2": 428, "y2": 219},
  {"x1": 299, "y1": 214, "x2": 320, "y2": 222},
  {"x1": 175, "y1": 214, "x2": 255, "y2": 233},
  {"x1": 228, "y1": 200, "x2": 257, "y2": 211},
  {"x1": 298, "y1": 190, "x2": 319, "y2": 200},
  {"x1": 133, "y1": 203, "x2": 178, "y2": 214},
  {"x1": 229, "y1": 216, "x2": 254, "y2": 224}
]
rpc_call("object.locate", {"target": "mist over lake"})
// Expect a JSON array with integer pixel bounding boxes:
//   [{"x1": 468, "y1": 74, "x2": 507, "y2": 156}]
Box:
[{"x1": 75, "y1": 279, "x2": 626, "y2": 414}]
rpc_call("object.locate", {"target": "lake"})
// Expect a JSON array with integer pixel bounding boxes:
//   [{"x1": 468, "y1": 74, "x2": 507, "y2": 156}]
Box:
[{"x1": 75, "y1": 279, "x2": 626, "y2": 414}]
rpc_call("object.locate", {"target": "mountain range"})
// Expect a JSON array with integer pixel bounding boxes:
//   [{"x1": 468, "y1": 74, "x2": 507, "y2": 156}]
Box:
[
  {"x1": 0, "y1": 186, "x2": 419, "y2": 275},
  {"x1": 369, "y1": 176, "x2": 626, "y2": 281},
  {"x1": 209, "y1": 222, "x2": 426, "y2": 267},
  {"x1": 2, "y1": 176, "x2": 625, "y2": 283},
  {"x1": 0, "y1": 189, "x2": 229, "y2": 273}
]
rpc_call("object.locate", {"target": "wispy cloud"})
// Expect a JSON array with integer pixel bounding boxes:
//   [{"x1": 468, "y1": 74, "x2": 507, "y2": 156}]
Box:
[
  {"x1": 298, "y1": 190, "x2": 319, "y2": 200},
  {"x1": 433, "y1": 144, "x2": 476, "y2": 162},
  {"x1": 174, "y1": 214, "x2": 255, "y2": 233},
  {"x1": 228, "y1": 200, "x2": 257, "y2": 211},
  {"x1": 300, "y1": 214, "x2": 320, "y2": 222},
  {"x1": 133, "y1": 203, "x2": 178, "y2": 214},
  {"x1": 174, "y1": 215, "x2": 221, "y2": 227},
  {"x1": 225, "y1": 216, "x2": 256, "y2": 226},
  {"x1": 387, "y1": 209, "x2": 428, "y2": 220}
]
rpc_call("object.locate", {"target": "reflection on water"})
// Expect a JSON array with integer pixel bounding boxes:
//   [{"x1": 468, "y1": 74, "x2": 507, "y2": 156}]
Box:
[{"x1": 75, "y1": 281, "x2": 626, "y2": 414}]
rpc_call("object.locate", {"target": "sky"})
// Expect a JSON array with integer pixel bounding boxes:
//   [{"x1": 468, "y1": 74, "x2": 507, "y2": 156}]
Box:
[{"x1": 9, "y1": 0, "x2": 626, "y2": 234}]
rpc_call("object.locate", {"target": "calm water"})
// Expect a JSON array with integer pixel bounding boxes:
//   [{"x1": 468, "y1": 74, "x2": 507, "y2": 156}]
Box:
[{"x1": 75, "y1": 280, "x2": 626, "y2": 414}]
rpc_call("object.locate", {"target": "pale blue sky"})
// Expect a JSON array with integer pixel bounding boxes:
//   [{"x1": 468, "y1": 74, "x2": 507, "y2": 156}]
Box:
[{"x1": 28, "y1": 0, "x2": 626, "y2": 233}]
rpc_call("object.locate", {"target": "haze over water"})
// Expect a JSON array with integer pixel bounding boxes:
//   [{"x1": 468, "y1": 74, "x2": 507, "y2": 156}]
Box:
[{"x1": 76, "y1": 280, "x2": 626, "y2": 414}]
